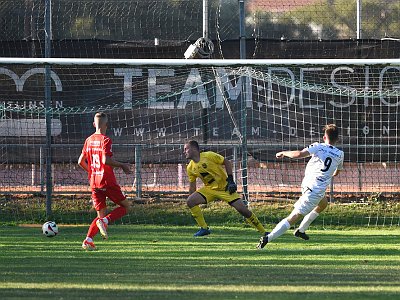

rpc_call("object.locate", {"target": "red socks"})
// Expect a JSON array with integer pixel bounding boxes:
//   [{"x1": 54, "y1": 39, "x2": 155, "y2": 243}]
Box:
[
  {"x1": 86, "y1": 207, "x2": 127, "y2": 239},
  {"x1": 86, "y1": 217, "x2": 99, "y2": 239},
  {"x1": 106, "y1": 206, "x2": 127, "y2": 222}
]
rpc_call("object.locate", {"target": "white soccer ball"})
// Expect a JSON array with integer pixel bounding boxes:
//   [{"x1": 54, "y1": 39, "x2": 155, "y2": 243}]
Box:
[{"x1": 42, "y1": 221, "x2": 59, "y2": 237}]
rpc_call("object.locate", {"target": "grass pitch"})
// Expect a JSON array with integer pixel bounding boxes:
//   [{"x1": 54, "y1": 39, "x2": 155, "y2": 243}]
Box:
[{"x1": 0, "y1": 225, "x2": 399, "y2": 299}]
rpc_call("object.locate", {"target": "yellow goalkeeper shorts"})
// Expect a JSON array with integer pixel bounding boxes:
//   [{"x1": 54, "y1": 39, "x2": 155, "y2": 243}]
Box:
[{"x1": 197, "y1": 186, "x2": 241, "y2": 204}]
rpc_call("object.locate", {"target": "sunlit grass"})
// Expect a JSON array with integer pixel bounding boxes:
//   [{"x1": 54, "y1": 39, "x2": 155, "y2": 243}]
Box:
[{"x1": 0, "y1": 225, "x2": 399, "y2": 299}]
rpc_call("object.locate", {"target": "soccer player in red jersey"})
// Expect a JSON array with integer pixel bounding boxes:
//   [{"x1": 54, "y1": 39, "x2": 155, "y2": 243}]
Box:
[{"x1": 78, "y1": 112, "x2": 132, "y2": 250}]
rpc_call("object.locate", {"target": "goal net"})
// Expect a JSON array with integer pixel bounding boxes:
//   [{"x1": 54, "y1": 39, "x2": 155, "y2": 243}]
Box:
[{"x1": 1, "y1": 58, "x2": 400, "y2": 226}]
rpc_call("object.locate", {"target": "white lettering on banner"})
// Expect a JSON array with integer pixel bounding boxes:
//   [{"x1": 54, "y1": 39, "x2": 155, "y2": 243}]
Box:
[
  {"x1": 55, "y1": 101, "x2": 64, "y2": 108},
  {"x1": 97, "y1": 125, "x2": 394, "y2": 139},
  {"x1": 1, "y1": 100, "x2": 64, "y2": 109},
  {"x1": 252, "y1": 127, "x2": 260, "y2": 136},
  {"x1": 379, "y1": 66, "x2": 400, "y2": 107},
  {"x1": 0, "y1": 67, "x2": 63, "y2": 92},
  {"x1": 112, "y1": 128, "x2": 123, "y2": 136},
  {"x1": 212, "y1": 127, "x2": 219, "y2": 137},
  {"x1": 232, "y1": 127, "x2": 241, "y2": 137},
  {"x1": 1, "y1": 66, "x2": 399, "y2": 110},
  {"x1": 364, "y1": 66, "x2": 370, "y2": 107},
  {"x1": 134, "y1": 128, "x2": 145, "y2": 137},
  {"x1": 383, "y1": 126, "x2": 389, "y2": 135},
  {"x1": 309, "y1": 126, "x2": 316, "y2": 136},
  {"x1": 299, "y1": 68, "x2": 324, "y2": 109},
  {"x1": 177, "y1": 68, "x2": 209, "y2": 109},
  {"x1": 0, "y1": 119, "x2": 62, "y2": 136},
  {"x1": 0, "y1": 68, "x2": 63, "y2": 109},
  {"x1": 267, "y1": 67, "x2": 296, "y2": 108},
  {"x1": 329, "y1": 67, "x2": 357, "y2": 108},
  {"x1": 114, "y1": 68, "x2": 142, "y2": 109},
  {"x1": 111, "y1": 66, "x2": 400, "y2": 109},
  {"x1": 215, "y1": 68, "x2": 252, "y2": 109},
  {"x1": 156, "y1": 128, "x2": 166, "y2": 137},
  {"x1": 148, "y1": 69, "x2": 175, "y2": 109}
]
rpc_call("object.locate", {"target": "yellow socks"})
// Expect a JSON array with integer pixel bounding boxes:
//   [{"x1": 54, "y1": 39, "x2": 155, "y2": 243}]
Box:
[
  {"x1": 246, "y1": 212, "x2": 266, "y2": 234},
  {"x1": 190, "y1": 205, "x2": 208, "y2": 229}
]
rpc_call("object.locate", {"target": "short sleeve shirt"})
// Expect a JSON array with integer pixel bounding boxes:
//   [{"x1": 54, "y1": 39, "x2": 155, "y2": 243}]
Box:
[
  {"x1": 186, "y1": 151, "x2": 227, "y2": 191},
  {"x1": 302, "y1": 142, "x2": 344, "y2": 193},
  {"x1": 81, "y1": 133, "x2": 118, "y2": 189}
]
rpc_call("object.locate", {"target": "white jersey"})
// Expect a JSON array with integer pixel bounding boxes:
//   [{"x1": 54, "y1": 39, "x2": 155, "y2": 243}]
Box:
[{"x1": 301, "y1": 142, "x2": 344, "y2": 194}]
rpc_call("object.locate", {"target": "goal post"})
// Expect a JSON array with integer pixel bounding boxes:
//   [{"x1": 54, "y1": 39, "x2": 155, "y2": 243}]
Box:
[{"x1": 1, "y1": 57, "x2": 400, "y2": 226}]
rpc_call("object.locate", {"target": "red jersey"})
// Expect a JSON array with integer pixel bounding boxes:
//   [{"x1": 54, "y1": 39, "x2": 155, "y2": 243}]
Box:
[{"x1": 81, "y1": 133, "x2": 118, "y2": 189}]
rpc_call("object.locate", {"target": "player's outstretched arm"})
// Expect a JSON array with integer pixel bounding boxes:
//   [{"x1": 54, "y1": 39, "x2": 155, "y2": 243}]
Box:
[{"x1": 276, "y1": 149, "x2": 310, "y2": 159}]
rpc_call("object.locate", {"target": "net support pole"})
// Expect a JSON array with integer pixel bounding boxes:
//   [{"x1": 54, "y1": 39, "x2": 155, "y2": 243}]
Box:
[
  {"x1": 239, "y1": 0, "x2": 246, "y2": 59},
  {"x1": 44, "y1": 0, "x2": 53, "y2": 219},
  {"x1": 203, "y1": 0, "x2": 208, "y2": 39},
  {"x1": 239, "y1": 0, "x2": 248, "y2": 200},
  {"x1": 233, "y1": 146, "x2": 237, "y2": 183},
  {"x1": 135, "y1": 145, "x2": 142, "y2": 199},
  {"x1": 356, "y1": 0, "x2": 362, "y2": 39},
  {"x1": 40, "y1": 146, "x2": 44, "y2": 193}
]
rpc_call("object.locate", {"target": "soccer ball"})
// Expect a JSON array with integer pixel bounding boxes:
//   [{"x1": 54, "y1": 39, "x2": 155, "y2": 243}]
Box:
[{"x1": 42, "y1": 221, "x2": 59, "y2": 237}]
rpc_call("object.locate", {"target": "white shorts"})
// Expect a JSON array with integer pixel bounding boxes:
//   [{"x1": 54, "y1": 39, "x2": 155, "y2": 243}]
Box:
[{"x1": 293, "y1": 186, "x2": 325, "y2": 215}]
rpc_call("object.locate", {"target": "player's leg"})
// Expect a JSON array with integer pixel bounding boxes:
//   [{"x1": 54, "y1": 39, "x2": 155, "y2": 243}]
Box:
[
  {"x1": 229, "y1": 198, "x2": 266, "y2": 234},
  {"x1": 82, "y1": 189, "x2": 106, "y2": 250},
  {"x1": 257, "y1": 210, "x2": 302, "y2": 249},
  {"x1": 257, "y1": 191, "x2": 316, "y2": 250},
  {"x1": 271, "y1": 210, "x2": 302, "y2": 241},
  {"x1": 295, "y1": 196, "x2": 328, "y2": 240},
  {"x1": 96, "y1": 186, "x2": 130, "y2": 239},
  {"x1": 187, "y1": 190, "x2": 210, "y2": 236}
]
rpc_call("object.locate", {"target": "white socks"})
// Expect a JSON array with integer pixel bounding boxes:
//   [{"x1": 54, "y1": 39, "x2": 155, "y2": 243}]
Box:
[
  {"x1": 268, "y1": 219, "x2": 291, "y2": 242},
  {"x1": 298, "y1": 211, "x2": 319, "y2": 232}
]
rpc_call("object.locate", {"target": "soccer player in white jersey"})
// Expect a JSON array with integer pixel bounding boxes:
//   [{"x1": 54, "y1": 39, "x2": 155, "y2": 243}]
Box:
[{"x1": 257, "y1": 124, "x2": 344, "y2": 249}]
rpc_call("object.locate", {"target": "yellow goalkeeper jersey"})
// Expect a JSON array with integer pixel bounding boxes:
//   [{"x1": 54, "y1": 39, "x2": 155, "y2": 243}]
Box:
[{"x1": 186, "y1": 151, "x2": 227, "y2": 191}]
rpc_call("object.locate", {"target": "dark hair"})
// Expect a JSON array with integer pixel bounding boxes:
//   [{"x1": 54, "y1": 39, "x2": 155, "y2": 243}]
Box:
[
  {"x1": 324, "y1": 124, "x2": 339, "y2": 143},
  {"x1": 186, "y1": 140, "x2": 200, "y2": 151}
]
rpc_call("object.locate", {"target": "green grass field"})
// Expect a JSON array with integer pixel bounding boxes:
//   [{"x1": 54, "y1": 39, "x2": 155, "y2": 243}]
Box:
[{"x1": 1, "y1": 225, "x2": 399, "y2": 300}]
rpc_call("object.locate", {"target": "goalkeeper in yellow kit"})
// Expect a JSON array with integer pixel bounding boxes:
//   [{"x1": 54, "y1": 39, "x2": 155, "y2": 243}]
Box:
[{"x1": 184, "y1": 140, "x2": 267, "y2": 237}]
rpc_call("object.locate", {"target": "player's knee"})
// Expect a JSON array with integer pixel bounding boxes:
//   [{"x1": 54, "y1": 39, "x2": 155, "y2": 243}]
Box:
[
  {"x1": 287, "y1": 212, "x2": 302, "y2": 225},
  {"x1": 186, "y1": 198, "x2": 194, "y2": 208},
  {"x1": 230, "y1": 200, "x2": 251, "y2": 218},
  {"x1": 120, "y1": 200, "x2": 131, "y2": 213},
  {"x1": 240, "y1": 208, "x2": 252, "y2": 218},
  {"x1": 317, "y1": 199, "x2": 328, "y2": 212},
  {"x1": 187, "y1": 192, "x2": 205, "y2": 208}
]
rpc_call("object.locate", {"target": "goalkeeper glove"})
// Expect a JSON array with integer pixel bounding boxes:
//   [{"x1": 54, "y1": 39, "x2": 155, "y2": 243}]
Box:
[{"x1": 226, "y1": 175, "x2": 237, "y2": 194}]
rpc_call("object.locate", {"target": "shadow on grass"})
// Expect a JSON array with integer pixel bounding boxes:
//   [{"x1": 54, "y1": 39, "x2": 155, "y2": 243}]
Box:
[{"x1": 1, "y1": 225, "x2": 400, "y2": 300}]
